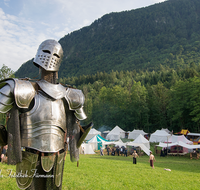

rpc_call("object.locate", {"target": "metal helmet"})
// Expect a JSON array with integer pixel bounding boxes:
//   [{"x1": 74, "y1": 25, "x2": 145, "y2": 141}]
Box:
[{"x1": 33, "y1": 39, "x2": 63, "y2": 72}]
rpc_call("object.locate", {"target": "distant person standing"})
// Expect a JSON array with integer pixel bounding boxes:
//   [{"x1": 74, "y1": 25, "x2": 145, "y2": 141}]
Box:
[
  {"x1": 149, "y1": 152, "x2": 156, "y2": 169},
  {"x1": 132, "y1": 150, "x2": 139, "y2": 164},
  {"x1": 100, "y1": 146, "x2": 104, "y2": 156},
  {"x1": 124, "y1": 148, "x2": 127, "y2": 157}
]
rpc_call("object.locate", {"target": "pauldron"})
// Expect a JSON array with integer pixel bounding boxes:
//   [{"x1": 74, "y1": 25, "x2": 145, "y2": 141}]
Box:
[{"x1": 0, "y1": 78, "x2": 35, "y2": 113}]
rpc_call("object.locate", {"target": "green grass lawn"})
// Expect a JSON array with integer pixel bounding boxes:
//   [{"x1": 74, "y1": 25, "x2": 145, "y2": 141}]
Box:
[{"x1": 0, "y1": 152, "x2": 200, "y2": 190}]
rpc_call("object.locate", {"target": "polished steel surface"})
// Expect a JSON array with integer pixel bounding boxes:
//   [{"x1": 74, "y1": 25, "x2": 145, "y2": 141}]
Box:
[
  {"x1": 75, "y1": 107, "x2": 87, "y2": 120},
  {"x1": 41, "y1": 154, "x2": 56, "y2": 172},
  {"x1": 20, "y1": 92, "x2": 66, "y2": 152},
  {"x1": 0, "y1": 83, "x2": 14, "y2": 113},
  {"x1": 37, "y1": 79, "x2": 66, "y2": 99},
  {"x1": 16, "y1": 151, "x2": 38, "y2": 189},
  {"x1": 65, "y1": 88, "x2": 85, "y2": 109},
  {"x1": 33, "y1": 39, "x2": 63, "y2": 72},
  {"x1": 14, "y1": 79, "x2": 35, "y2": 108}
]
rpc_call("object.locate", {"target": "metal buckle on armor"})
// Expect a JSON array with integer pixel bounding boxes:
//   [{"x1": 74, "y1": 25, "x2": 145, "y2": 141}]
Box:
[{"x1": 16, "y1": 151, "x2": 38, "y2": 189}]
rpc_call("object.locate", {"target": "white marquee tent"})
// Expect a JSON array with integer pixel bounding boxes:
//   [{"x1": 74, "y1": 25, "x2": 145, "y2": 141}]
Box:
[
  {"x1": 157, "y1": 141, "x2": 200, "y2": 150},
  {"x1": 106, "y1": 126, "x2": 125, "y2": 141},
  {"x1": 87, "y1": 134, "x2": 109, "y2": 150},
  {"x1": 128, "y1": 129, "x2": 148, "y2": 140},
  {"x1": 126, "y1": 142, "x2": 151, "y2": 156},
  {"x1": 80, "y1": 143, "x2": 95, "y2": 154},
  {"x1": 168, "y1": 135, "x2": 193, "y2": 144},
  {"x1": 133, "y1": 134, "x2": 150, "y2": 149},
  {"x1": 149, "y1": 130, "x2": 171, "y2": 143},
  {"x1": 85, "y1": 128, "x2": 101, "y2": 141}
]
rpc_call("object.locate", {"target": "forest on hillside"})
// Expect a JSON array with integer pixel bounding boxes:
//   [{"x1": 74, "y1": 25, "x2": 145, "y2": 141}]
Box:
[
  {"x1": 59, "y1": 65, "x2": 200, "y2": 133},
  {"x1": 15, "y1": 0, "x2": 200, "y2": 79}
]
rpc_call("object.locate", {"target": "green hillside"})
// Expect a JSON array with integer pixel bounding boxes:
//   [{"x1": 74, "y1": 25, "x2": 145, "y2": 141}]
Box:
[{"x1": 15, "y1": 0, "x2": 200, "y2": 78}]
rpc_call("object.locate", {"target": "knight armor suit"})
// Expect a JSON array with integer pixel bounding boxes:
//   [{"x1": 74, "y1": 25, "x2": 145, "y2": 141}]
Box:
[{"x1": 0, "y1": 39, "x2": 92, "y2": 190}]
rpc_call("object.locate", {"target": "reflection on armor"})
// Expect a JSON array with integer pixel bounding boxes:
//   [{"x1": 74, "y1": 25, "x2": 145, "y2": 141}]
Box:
[
  {"x1": 20, "y1": 92, "x2": 66, "y2": 152},
  {"x1": 14, "y1": 79, "x2": 35, "y2": 108},
  {"x1": 0, "y1": 80, "x2": 14, "y2": 113},
  {"x1": 55, "y1": 151, "x2": 65, "y2": 187},
  {"x1": 16, "y1": 151, "x2": 38, "y2": 189},
  {"x1": 37, "y1": 79, "x2": 66, "y2": 100},
  {"x1": 65, "y1": 88, "x2": 87, "y2": 120},
  {"x1": 33, "y1": 39, "x2": 63, "y2": 72},
  {"x1": 41, "y1": 154, "x2": 56, "y2": 172}
]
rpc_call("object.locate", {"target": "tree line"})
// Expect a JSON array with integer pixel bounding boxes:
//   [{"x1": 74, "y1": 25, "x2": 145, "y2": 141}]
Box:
[{"x1": 59, "y1": 64, "x2": 200, "y2": 133}]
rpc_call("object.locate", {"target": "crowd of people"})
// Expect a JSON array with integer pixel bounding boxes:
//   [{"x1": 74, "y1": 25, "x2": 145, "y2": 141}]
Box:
[
  {"x1": 105, "y1": 145, "x2": 128, "y2": 157},
  {"x1": 103, "y1": 145, "x2": 156, "y2": 168}
]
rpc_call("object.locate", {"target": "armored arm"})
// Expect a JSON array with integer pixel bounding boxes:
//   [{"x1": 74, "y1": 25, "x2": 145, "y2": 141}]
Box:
[
  {"x1": 0, "y1": 78, "x2": 35, "y2": 113},
  {"x1": 65, "y1": 88, "x2": 93, "y2": 162},
  {"x1": 65, "y1": 88, "x2": 87, "y2": 120},
  {"x1": 0, "y1": 79, "x2": 15, "y2": 113}
]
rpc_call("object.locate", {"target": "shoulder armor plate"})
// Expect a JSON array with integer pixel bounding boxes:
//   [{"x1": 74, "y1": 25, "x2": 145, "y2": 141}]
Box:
[
  {"x1": 65, "y1": 88, "x2": 85, "y2": 110},
  {"x1": 14, "y1": 79, "x2": 35, "y2": 108}
]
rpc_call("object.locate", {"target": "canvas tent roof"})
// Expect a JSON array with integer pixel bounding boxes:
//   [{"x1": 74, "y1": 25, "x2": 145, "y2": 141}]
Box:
[
  {"x1": 168, "y1": 135, "x2": 193, "y2": 144},
  {"x1": 133, "y1": 134, "x2": 150, "y2": 149},
  {"x1": 161, "y1": 128, "x2": 171, "y2": 134},
  {"x1": 149, "y1": 130, "x2": 171, "y2": 143},
  {"x1": 126, "y1": 142, "x2": 151, "y2": 156},
  {"x1": 87, "y1": 134, "x2": 109, "y2": 150},
  {"x1": 106, "y1": 126, "x2": 125, "y2": 141},
  {"x1": 103, "y1": 139, "x2": 127, "y2": 147},
  {"x1": 157, "y1": 141, "x2": 200, "y2": 149},
  {"x1": 85, "y1": 128, "x2": 101, "y2": 140},
  {"x1": 128, "y1": 129, "x2": 148, "y2": 140},
  {"x1": 187, "y1": 133, "x2": 200, "y2": 137}
]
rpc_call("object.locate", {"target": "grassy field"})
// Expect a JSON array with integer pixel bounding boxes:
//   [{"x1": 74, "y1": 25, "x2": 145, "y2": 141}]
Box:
[{"x1": 0, "y1": 152, "x2": 200, "y2": 190}]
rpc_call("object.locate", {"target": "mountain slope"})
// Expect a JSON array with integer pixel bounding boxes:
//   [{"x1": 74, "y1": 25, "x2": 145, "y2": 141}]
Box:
[{"x1": 15, "y1": 0, "x2": 200, "y2": 78}]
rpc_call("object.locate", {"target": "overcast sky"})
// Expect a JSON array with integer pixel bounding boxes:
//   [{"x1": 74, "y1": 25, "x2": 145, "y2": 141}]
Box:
[{"x1": 0, "y1": 0, "x2": 166, "y2": 72}]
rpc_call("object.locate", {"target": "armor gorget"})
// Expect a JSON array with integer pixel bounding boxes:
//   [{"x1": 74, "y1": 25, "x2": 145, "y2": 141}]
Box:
[{"x1": 36, "y1": 79, "x2": 66, "y2": 99}]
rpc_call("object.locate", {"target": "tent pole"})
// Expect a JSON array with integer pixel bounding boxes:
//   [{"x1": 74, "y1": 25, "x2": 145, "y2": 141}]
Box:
[{"x1": 167, "y1": 136, "x2": 168, "y2": 158}]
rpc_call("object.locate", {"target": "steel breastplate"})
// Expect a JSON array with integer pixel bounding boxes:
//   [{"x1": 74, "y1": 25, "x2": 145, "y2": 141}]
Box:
[{"x1": 20, "y1": 91, "x2": 66, "y2": 152}]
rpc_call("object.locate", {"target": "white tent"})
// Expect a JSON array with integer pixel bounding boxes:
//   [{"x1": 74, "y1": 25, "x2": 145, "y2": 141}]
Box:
[
  {"x1": 157, "y1": 141, "x2": 200, "y2": 149},
  {"x1": 133, "y1": 134, "x2": 150, "y2": 149},
  {"x1": 87, "y1": 134, "x2": 109, "y2": 150},
  {"x1": 161, "y1": 128, "x2": 171, "y2": 134},
  {"x1": 149, "y1": 130, "x2": 171, "y2": 143},
  {"x1": 128, "y1": 129, "x2": 148, "y2": 140},
  {"x1": 168, "y1": 135, "x2": 193, "y2": 144},
  {"x1": 103, "y1": 139, "x2": 127, "y2": 147},
  {"x1": 80, "y1": 143, "x2": 95, "y2": 154},
  {"x1": 106, "y1": 126, "x2": 125, "y2": 141},
  {"x1": 85, "y1": 128, "x2": 101, "y2": 141},
  {"x1": 126, "y1": 141, "x2": 151, "y2": 156}
]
